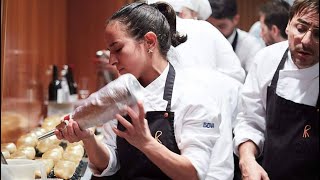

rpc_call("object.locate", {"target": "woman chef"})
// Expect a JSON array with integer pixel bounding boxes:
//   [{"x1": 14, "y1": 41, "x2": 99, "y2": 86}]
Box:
[{"x1": 55, "y1": 2, "x2": 226, "y2": 180}]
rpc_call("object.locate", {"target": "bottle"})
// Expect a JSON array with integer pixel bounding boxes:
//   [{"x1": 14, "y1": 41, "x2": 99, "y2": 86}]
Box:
[
  {"x1": 60, "y1": 65, "x2": 70, "y2": 103},
  {"x1": 65, "y1": 65, "x2": 78, "y2": 102},
  {"x1": 48, "y1": 65, "x2": 62, "y2": 102},
  {"x1": 47, "y1": 65, "x2": 74, "y2": 116},
  {"x1": 95, "y1": 50, "x2": 115, "y2": 90}
]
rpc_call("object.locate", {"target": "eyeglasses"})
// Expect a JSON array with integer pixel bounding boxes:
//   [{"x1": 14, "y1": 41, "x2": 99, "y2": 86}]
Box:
[{"x1": 291, "y1": 22, "x2": 319, "y2": 44}]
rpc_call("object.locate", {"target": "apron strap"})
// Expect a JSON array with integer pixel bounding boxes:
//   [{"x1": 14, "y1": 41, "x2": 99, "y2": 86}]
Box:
[
  {"x1": 317, "y1": 92, "x2": 320, "y2": 108},
  {"x1": 270, "y1": 48, "x2": 319, "y2": 108},
  {"x1": 232, "y1": 30, "x2": 238, "y2": 51},
  {"x1": 270, "y1": 48, "x2": 289, "y2": 86},
  {"x1": 163, "y1": 63, "x2": 175, "y2": 112}
]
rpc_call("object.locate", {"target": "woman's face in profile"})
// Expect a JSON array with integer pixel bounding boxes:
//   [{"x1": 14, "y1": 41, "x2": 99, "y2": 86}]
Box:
[{"x1": 104, "y1": 21, "x2": 148, "y2": 78}]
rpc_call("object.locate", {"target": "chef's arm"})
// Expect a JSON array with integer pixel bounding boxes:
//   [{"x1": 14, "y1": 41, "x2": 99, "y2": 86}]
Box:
[
  {"x1": 54, "y1": 120, "x2": 111, "y2": 173},
  {"x1": 238, "y1": 140, "x2": 270, "y2": 179},
  {"x1": 238, "y1": 140, "x2": 259, "y2": 161},
  {"x1": 141, "y1": 140, "x2": 198, "y2": 180},
  {"x1": 82, "y1": 134, "x2": 111, "y2": 172}
]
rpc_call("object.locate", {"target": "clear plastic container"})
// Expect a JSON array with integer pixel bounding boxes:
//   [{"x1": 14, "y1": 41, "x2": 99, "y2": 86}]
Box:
[
  {"x1": 1, "y1": 159, "x2": 47, "y2": 180},
  {"x1": 71, "y1": 73, "x2": 144, "y2": 129}
]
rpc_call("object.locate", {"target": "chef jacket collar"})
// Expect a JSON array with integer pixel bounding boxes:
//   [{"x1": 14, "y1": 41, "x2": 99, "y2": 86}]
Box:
[
  {"x1": 227, "y1": 29, "x2": 237, "y2": 44},
  {"x1": 286, "y1": 49, "x2": 319, "y2": 79}
]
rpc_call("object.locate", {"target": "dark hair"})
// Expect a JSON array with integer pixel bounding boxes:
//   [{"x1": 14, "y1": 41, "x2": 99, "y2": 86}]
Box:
[
  {"x1": 259, "y1": 0, "x2": 291, "y2": 39},
  {"x1": 106, "y1": 2, "x2": 187, "y2": 58},
  {"x1": 150, "y1": 2, "x2": 187, "y2": 48},
  {"x1": 208, "y1": 0, "x2": 238, "y2": 19},
  {"x1": 289, "y1": 0, "x2": 319, "y2": 21}
]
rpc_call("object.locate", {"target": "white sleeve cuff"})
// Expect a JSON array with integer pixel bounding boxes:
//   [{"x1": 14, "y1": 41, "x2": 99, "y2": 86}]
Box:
[
  {"x1": 88, "y1": 145, "x2": 119, "y2": 177},
  {"x1": 233, "y1": 131, "x2": 264, "y2": 157},
  {"x1": 182, "y1": 146, "x2": 209, "y2": 180}
]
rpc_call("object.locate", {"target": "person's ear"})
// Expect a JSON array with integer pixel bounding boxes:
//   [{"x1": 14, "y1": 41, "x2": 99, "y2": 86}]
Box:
[
  {"x1": 232, "y1": 14, "x2": 240, "y2": 26},
  {"x1": 285, "y1": 21, "x2": 290, "y2": 35},
  {"x1": 144, "y1": 32, "x2": 157, "y2": 53},
  {"x1": 271, "y1": 25, "x2": 280, "y2": 36}
]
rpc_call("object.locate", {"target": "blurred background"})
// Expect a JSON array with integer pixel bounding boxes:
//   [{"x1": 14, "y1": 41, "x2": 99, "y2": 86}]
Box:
[{"x1": 1, "y1": 0, "x2": 268, "y2": 143}]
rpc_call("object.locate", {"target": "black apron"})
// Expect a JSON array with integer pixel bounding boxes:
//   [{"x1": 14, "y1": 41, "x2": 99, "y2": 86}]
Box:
[
  {"x1": 116, "y1": 63, "x2": 180, "y2": 180},
  {"x1": 262, "y1": 48, "x2": 319, "y2": 180},
  {"x1": 231, "y1": 30, "x2": 238, "y2": 51},
  {"x1": 231, "y1": 29, "x2": 242, "y2": 180}
]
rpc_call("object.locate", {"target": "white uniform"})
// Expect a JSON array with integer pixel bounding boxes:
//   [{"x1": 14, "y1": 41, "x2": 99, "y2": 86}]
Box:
[
  {"x1": 148, "y1": 0, "x2": 212, "y2": 20},
  {"x1": 88, "y1": 62, "x2": 235, "y2": 179},
  {"x1": 233, "y1": 41, "x2": 319, "y2": 156},
  {"x1": 248, "y1": 21, "x2": 266, "y2": 48},
  {"x1": 148, "y1": 1, "x2": 245, "y2": 83},
  {"x1": 174, "y1": 17, "x2": 246, "y2": 83},
  {"x1": 180, "y1": 0, "x2": 212, "y2": 20},
  {"x1": 203, "y1": 71, "x2": 243, "y2": 180},
  {"x1": 228, "y1": 29, "x2": 265, "y2": 74}
]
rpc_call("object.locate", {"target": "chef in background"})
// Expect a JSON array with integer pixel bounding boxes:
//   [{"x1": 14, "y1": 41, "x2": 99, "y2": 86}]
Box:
[
  {"x1": 147, "y1": 0, "x2": 245, "y2": 83},
  {"x1": 207, "y1": 0, "x2": 264, "y2": 74},
  {"x1": 259, "y1": 0, "x2": 291, "y2": 46},
  {"x1": 234, "y1": 0, "x2": 319, "y2": 179}
]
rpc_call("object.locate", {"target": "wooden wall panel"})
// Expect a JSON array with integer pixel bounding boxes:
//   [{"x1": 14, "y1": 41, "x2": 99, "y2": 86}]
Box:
[
  {"x1": 1, "y1": 0, "x2": 6, "y2": 101},
  {"x1": 237, "y1": 0, "x2": 269, "y2": 31},
  {"x1": 1, "y1": 0, "x2": 67, "y2": 143},
  {"x1": 1, "y1": 0, "x2": 131, "y2": 143},
  {"x1": 66, "y1": 0, "x2": 129, "y2": 95}
]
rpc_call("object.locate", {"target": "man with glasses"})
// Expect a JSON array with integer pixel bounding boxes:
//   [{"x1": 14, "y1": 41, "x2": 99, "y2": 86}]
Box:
[{"x1": 233, "y1": 0, "x2": 319, "y2": 180}]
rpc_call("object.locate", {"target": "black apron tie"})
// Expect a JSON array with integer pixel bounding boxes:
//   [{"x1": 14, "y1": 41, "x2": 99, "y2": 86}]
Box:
[
  {"x1": 232, "y1": 30, "x2": 238, "y2": 51},
  {"x1": 163, "y1": 64, "x2": 175, "y2": 112}
]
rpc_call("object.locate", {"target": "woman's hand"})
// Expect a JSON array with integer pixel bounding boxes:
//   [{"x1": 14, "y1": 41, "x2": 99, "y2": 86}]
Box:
[
  {"x1": 112, "y1": 101, "x2": 155, "y2": 150},
  {"x1": 54, "y1": 115, "x2": 94, "y2": 143}
]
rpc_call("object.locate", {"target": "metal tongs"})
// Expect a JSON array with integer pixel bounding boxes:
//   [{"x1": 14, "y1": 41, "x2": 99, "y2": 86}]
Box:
[
  {"x1": 1, "y1": 152, "x2": 8, "y2": 164},
  {"x1": 37, "y1": 118, "x2": 69, "y2": 140}
]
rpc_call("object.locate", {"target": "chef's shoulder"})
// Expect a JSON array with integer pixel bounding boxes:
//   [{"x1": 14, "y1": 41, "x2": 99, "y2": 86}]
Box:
[
  {"x1": 174, "y1": 67, "x2": 238, "y2": 102},
  {"x1": 252, "y1": 41, "x2": 289, "y2": 77},
  {"x1": 173, "y1": 68, "x2": 223, "y2": 125},
  {"x1": 237, "y1": 29, "x2": 261, "y2": 45},
  {"x1": 177, "y1": 18, "x2": 221, "y2": 37}
]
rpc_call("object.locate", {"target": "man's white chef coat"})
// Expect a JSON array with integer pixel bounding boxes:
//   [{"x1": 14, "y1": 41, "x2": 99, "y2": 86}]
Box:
[
  {"x1": 233, "y1": 41, "x2": 319, "y2": 156},
  {"x1": 228, "y1": 28, "x2": 265, "y2": 74},
  {"x1": 174, "y1": 17, "x2": 246, "y2": 83}
]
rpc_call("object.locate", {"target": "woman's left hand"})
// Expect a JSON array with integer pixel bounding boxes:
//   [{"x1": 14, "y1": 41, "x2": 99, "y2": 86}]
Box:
[{"x1": 112, "y1": 101, "x2": 155, "y2": 150}]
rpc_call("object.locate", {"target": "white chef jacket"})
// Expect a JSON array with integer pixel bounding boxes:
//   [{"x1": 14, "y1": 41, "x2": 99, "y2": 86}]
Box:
[
  {"x1": 248, "y1": 21, "x2": 267, "y2": 48},
  {"x1": 89, "y1": 64, "x2": 227, "y2": 179},
  {"x1": 203, "y1": 71, "x2": 243, "y2": 180},
  {"x1": 228, "y1": 29, "x2": 265, "y2": 74},
  {"x1": 233, "y1": 41, "x2": 319, "y2": 156},
  {"x1": 148, "y1": 0, "x2": 211, "y2": 22},
  {"x1": 173, "y1": 17, "x2": 246, "y2": 83}
]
